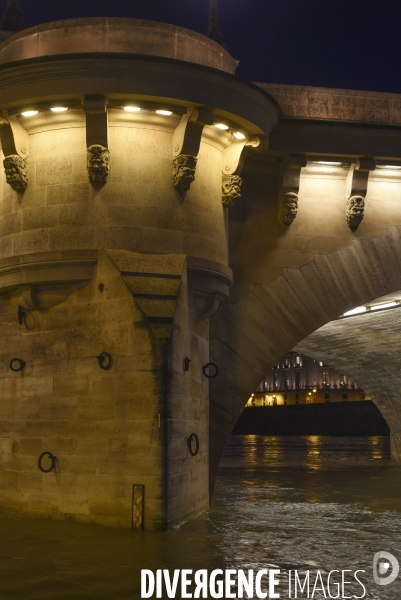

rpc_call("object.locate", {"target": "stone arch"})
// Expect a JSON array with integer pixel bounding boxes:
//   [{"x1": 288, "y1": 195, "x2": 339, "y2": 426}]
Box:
[
  {"x1": 209, "y1": 226, "x2": 401, "y2": 497},
  {"x1": 295, "y1": 304, "x2": 401, "y2": 464}
]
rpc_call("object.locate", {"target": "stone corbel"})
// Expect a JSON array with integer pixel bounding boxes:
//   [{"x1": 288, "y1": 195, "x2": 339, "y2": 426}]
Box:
[
  {"x1": 172, "y1": 108, "x2": 214, "y2": 191},
  {"x1": 278, "y1": 154, "x2": 307, "y2": 225},
  {"x1": 0, "y1": 113, "x2": 30, "y2": 192},
  {"x1": 221, "y1": 136, "x2": 260, "y2": 206},
  {"x1": 83, "y1": 94, "x2": 110, "y2": 185},
  {"x1": 0, "y1": 250, "x2": 97, "y2": 317},
  {"x1": 345, "y1": 157, "x2": 376, "y2": 230},
  {"x1": 187, "y1": 258, "x2": 233, "y2": 320}
]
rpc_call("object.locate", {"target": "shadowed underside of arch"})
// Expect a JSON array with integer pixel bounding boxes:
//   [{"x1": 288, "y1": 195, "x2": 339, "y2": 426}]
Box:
[
  {"x1": 209, "y1": 226, "x2": 401, "y2": 498},
  {"x1": 294, "y1": 303, "x2": 401, "y2": 463}
]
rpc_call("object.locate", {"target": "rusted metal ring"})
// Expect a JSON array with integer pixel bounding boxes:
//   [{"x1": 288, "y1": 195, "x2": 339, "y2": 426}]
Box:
[
  {"x1": 202, "y1": 362, "x2": 219, "y2": 379},
  {"x1": 38, "y1": 452, "x2": 57, "y2": 473},
  {"x1": 10, "y1": 358, "x2": 25, "y2": 372},
  {"x1": 17, "y1": 305, "x2": 27, "y2": 325},
  {"x1": 187, "y1": 433, "x2": 200, "y2": 457},
  {"x1": 97, "y1": 352, "x2": 113, "y2": 371}
]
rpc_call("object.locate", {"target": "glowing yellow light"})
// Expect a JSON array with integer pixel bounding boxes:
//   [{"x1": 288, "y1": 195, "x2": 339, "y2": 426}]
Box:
[
  {"x1": 156, "y1": 110, "x2": 173, "y2": 116},
  {"x1": 315, "y1": 161, "x2": 342, "y2": 165},
  {"x1": 234, "y1": 131, "x2": 246, "y2": 140},
  {"x1": 313, "y1": 388, "x2": 316, "y2": 393},
  {"x1": 50, "y1": 107, "x2": 68, "y2": 113},
  {"x1": 214, "y1": 122, "x2": 229, "y2": 130},
  {"x1": 21, "y1": 110, "x2": 38, "y2": 117},
  {"x1": 124, "y1": 106, "x2": 141, "y2": 112},
  {"x1": 378, "y1": 165, "x2": 401, "y2": 170},
  {"x1": 370, "y1": 301, "x2": 398, "y2": 311},
  {"x1": 343, "y1": 306, "x2": 367, "y2": 317}
]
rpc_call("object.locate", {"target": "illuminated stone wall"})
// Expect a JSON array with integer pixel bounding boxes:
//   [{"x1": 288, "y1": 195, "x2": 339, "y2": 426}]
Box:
[
  {"x1": 0, "y1": 110, "x2": 228, "y2": 528},
  {"x1": 210, "y1": 158, "x2": 401, "y2": 491},
  {"x1": 0, "y1": 17, "x2": 280, "y2": 528}
]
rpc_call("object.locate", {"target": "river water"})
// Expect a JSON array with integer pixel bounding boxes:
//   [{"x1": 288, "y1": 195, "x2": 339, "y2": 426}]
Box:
[{"x1": 0, "y1": 436, "x2": 400, "y2": 599}]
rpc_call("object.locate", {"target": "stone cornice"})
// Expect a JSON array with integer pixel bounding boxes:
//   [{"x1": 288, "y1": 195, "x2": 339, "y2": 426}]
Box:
[
  {"x1": 258, "y1": 82, "x2": 401, "y2": 127},
  {"x1": 0, "y1": 17, "x2": 238, "y2": 74},
  {"x1": 0, "y1": 53, "x2": 281, "y2": 138}
]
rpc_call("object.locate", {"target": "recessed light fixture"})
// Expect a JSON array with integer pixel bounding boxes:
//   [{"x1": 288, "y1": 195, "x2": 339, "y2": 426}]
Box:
[
  {"x1": 124, "y1": 106, "x2": 141, "y2": 112},
  {"x1": 233, "y1": 131, "x2": 246, "y2": 140},
  {"x1": 316, "y1": 161, "x2": 342, "y2": 166},
  {"x1": 156, "y1": 110, "x2": 173, "y2": 116},
  {"x1": 343, "y1": 306, "x2": 367, "y2": 317},
  {"x1": 370, "y1": 301, "x2": 398, "y2": 311},
  {"x1": 214, "y1": 123, "x2": 229, "y2": 130},
  {"x1": 50, "y1": 107, "x2": 68, "y2": 113},
  {"x1": 378, "y1": 165, "x2": 401, "y2": 170},
  {"x1": 21, "y1": 110, "x2": 38, "y2": 117}
]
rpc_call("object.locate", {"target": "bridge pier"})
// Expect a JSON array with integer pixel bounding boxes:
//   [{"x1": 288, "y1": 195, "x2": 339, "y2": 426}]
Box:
[
  {"x1": 0, "y1": 18, "x2": 279, "y2": 528},
  {"x1": 1, "y1": 16, "x2": 401, "y2": 530}
]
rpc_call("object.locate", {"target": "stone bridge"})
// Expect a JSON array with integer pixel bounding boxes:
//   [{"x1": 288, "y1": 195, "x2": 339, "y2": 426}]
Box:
[{"x1": 0, "y1": 18, "x2": 401, "y2": 529}]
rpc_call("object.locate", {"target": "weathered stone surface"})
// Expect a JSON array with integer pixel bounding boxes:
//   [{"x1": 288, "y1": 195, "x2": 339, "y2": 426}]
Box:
[
  {"x1": 259, "y1": 82, "x2": 401, "y2": 125},
  {"x1": 87, "y1": 145, "x2": 110, "y2": 185},
  {"x1": 0, "y1": 18, "x2": 238, "y2": 74},
  {"x1": 346, "y1": 195, "x2": 365, "y2": 230},
  {"x1": 209, "y1": 155, "x2": 401, "y2": 494},
  {"x1": 172, "y1": 155, "x2": 197, "y2": 191},
  {"x1": 222, "y1": 174, "x2": 242, "y2": 206},
  {"x1": 3, "y1": 154, "x2": 27, "y2": 192},
  {"x1": 2, "y1": 14, "x2": 401, "y2": 532},
  {"x1": 294, "y1": 304, "x2": 401, "y2": 462},
  {"x1": 278, "y1": 191, "x2": 298, "y2": 225}
]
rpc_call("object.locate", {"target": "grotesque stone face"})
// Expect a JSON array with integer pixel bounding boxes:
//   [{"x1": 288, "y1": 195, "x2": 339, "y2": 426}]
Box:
[
  {"x1": 172, "y1": 154, "x2": 197, "y2": 191},
  {"x1": 87, "y1": 144, "x2": 110, "y2": 184},
  {"x1": 346, "y1": 195, "x2": 365, "y2": 230},
  {"x1": 222, "y1": 174, "x2": 242, "y2": 206},
  {"x1": 3, "y1": 155, "x2": 28, "y2": 192},
  {"x1": 278, "y1": 192, "x2": 298, "y2": 225}
]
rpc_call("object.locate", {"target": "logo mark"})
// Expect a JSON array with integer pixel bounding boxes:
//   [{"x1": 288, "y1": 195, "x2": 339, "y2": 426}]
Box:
[{"x1": 373, "y1": 552, "x2": 399, "y2": 586}]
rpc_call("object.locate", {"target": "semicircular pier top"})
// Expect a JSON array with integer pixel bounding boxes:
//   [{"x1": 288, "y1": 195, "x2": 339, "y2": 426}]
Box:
[{"x1": 0, "y1": 17, "x2": 239, "y2": 74}]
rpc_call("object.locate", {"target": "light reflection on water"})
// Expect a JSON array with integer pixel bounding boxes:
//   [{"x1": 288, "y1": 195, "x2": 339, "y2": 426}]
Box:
[{"x1": 0, "y1": 436, "x2": 400, "y2": 599}]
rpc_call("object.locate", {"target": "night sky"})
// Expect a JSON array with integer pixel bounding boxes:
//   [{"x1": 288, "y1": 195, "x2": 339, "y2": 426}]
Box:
[{"x1": 5, "y1": 0, "x2": 401, "y2": 93}]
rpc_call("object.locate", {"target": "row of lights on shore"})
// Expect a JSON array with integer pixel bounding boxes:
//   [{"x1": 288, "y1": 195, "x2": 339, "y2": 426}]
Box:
[{"x1": 19, "y1": 105, "x2": 247, "y2": 139}]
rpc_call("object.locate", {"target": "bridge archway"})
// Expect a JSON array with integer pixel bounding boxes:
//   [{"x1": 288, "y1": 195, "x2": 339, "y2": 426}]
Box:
[{"x1": 210, "y1": 224, "x2": 401, "y2": 497}]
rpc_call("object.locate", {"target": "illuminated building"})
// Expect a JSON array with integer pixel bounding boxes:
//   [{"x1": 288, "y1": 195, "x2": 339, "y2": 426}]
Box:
[{"x1": 248, "y1": 353, "x2": 370, "y2": 407}]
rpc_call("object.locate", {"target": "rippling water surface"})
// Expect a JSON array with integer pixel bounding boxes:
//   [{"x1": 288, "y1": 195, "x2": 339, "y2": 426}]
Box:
[{"x1": 0, "y1": 436, "x2": 400, "y2": 599}]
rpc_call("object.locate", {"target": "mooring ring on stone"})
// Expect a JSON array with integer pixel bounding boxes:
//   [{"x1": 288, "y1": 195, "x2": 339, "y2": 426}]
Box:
[
  {"x1": 10, "y1": 358, "x2": 26, "y2": 372},
  {"x1": 97, "y1": 352, "x2": 113, "y2": 371},
  {"x1": 38, "y1": 452, "x2": 57, "y2": 473},
  {"x1": 17, "y1": 305, "x2": 27, "y2": 326},
  {"x1": 202, "y1": 362, "x2": 219, "y2": 379},
  {"x1": 187, "y1": 433, "x2": 200, "y2": 457}
]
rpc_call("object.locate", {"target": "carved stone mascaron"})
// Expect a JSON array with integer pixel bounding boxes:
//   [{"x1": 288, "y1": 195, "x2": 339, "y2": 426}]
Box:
[
  {"x1": 172, "y1": 154, "x2": 197, "y2": 191},
  {"x1": 278, "y1": 191, "x2": 298, "y2": 225},
  {"x1": 222, "y1": 174, "x2": 242, "y2": 206},
  {"x1": 346, "y1": 195, "x2": 365, "y2": 230},
  {"x1": 87, "y1": 144, "x2": 110, "y2": 185},
  {"x1": 3, "y1": 154, "x2": 28, "y2": 192}
]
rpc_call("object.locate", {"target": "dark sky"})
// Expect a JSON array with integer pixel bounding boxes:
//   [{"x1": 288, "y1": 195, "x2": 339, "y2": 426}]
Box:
[{"x1": 6, "y1": 0, "x2": 401, "y2": 93}]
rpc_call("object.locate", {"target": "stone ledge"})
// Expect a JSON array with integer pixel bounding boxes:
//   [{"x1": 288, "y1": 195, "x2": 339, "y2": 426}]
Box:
[
  {"x1": 0, "y1": 17, "x2": 238, "y2": 74},
  {"x1": 258, "y1": 82, "x2": 401, "y2": 126},
  {"x1": 0, "y1": 250, "x2": 98, "y2": 309}
]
